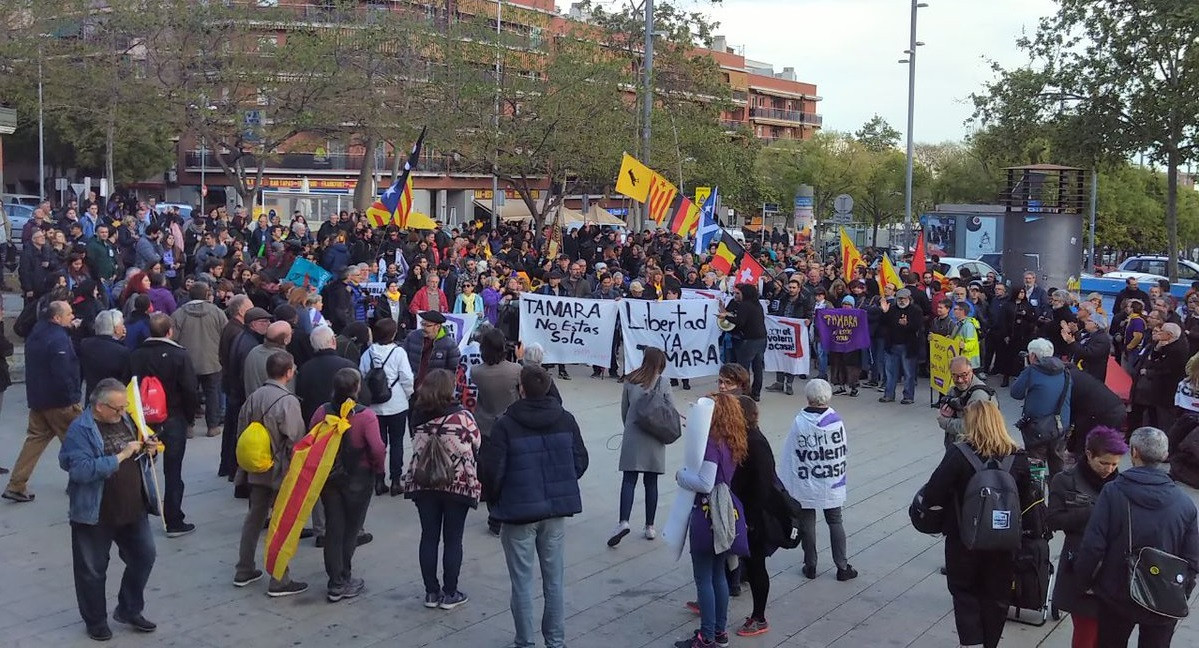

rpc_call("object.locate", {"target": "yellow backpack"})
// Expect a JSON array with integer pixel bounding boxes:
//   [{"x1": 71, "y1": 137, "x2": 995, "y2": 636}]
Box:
[{"x1": 236, "y1": 392, "x2": 290, "y2": 474}]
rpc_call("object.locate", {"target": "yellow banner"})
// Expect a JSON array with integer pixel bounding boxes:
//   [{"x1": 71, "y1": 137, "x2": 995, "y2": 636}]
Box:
[
  {"x1": 929, "y1": 333, "x2": 964, "y2": 396},
  {"x1": 694, "y1": 186, "x2": 711, "y2": 206},
  {"x1": 615, "y1": 153, "x2": 653, "y2": 202}
]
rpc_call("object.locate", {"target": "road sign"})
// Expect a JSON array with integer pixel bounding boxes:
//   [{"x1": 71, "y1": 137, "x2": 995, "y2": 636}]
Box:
[
  {"x1": 762, "y1": 203, "x2": 780, "y2": 214},
  {"x1": 695, "y1": 186, "x2": 711, "y2": 205},
  {"x1": 830, "y1": 213, "x2": 853, "y2": 224},
  {"x1": 834, "y1": 194, "x2": 854, "y2": 214}
]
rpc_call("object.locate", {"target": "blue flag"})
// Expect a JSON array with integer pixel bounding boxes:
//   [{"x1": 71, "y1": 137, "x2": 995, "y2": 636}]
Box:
[{"x1": 695, "y1": 187, "x2": 721, "y2": 254}]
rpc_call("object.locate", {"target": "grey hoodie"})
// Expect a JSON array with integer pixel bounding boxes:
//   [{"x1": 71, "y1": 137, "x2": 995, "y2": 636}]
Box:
[{"x1": 171, "y1": 299, "x2": 228, "y2": 375}]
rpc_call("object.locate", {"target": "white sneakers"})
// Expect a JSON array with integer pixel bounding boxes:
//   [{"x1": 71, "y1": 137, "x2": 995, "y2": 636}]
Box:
[
  {"x1": 644, "y1": 525, "x2": 656, "y2": 540},
  {"x1": 607, "y1": 521, "x2": 631, "y2": 547}
]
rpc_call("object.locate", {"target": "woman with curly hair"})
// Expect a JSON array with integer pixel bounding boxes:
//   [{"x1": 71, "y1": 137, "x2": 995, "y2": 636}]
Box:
[{"x1": 674, "y1": 392, "x2": 749, "y2": 648}]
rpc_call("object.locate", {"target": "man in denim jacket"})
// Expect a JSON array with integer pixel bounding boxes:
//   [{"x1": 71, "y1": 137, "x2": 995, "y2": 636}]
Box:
[{"x1": 59, "y1": 378, "x2": 160, "y2": 642}]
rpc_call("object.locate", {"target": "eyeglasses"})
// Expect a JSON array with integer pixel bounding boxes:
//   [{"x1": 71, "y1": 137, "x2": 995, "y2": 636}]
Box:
[
  {"x1": 951, "y1": 371, "x2": 972, "y2": 380},
  {"x1": 97, "y1": 401, "x2": 125, "y2": 414}
]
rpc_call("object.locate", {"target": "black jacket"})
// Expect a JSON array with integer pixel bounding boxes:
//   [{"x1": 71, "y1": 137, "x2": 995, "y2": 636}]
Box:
[
  {"x1": 882, "y1": 302, "x2": 924, "y2": 350},
  {"x1": 1075, "y1": 466, "x2": 1199, "y2": 625},
  {"x1": 320, "y1": 279, "x2": 354, "y2": 333},
  {"x1": 1141, "y1": 340, "x2": 1190, "y2": 408},
  {"x1": 730, "y1": 424, "x2": 779, "y2": 557},
  {"x1": 295, "y1": 349, "x2": 357, "y2": 424},
  {"x1": 1067, "y1": 367, "x2": 1125, "y2": 427},
  {"x1": 225, "y1": 329, "x2": 263, "y2": 401},
  {"x1": 478, "y1": 396, "x2": 588, "y2": 524},
  {"x1": 1047, "y1": 460, "x2": 1118, "y2": 617},
  {"x1": 1068, "y1": 329, "x2": 1112, "y2": 383},
  {"x1": 79, "y1": 335, "x2": 132, "y2": 403},
  {"x1": 129, "y1": 338, "x2": 200, "y2": 421},
  {"x1": 725, "y1": 290, "x2": 767, "y2": 340},
  {"x1": 920, "y1": 443, "x2": 1042, "y2": 544}
]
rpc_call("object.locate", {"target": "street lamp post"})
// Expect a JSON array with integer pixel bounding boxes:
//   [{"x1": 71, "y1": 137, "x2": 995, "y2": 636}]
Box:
[
  {"x1": 37, "y1": 43, "x2": 44, "y2": 202},
  {"x1": 899, "y1": 1, "x2": 927, "y2": 253}
]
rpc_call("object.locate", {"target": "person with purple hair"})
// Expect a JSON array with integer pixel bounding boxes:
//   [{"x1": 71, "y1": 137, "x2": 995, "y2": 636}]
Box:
[{"x1": 1046, "y1": 426, "x2": 1127, "y2": 648}]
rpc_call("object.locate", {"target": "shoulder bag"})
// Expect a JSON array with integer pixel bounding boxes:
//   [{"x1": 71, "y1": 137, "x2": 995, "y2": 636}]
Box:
[
  {"x1": 1127, "y1": 500, "x2": 1192, "y2": 619},
  {"x1": 634, "y1": 382, "x2": 682, "y2": 445},
  {"x1": 1016, "y1": 372, "x2": 1070, "y2": 448}
]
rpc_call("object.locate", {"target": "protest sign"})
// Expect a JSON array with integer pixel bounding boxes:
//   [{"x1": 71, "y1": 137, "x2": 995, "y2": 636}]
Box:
[
  {"x1": 518, "y1": 293, "x2": 619, "y2": 365},
  {"x1": 443, "y1": 313, "x2": 480, "y2": 353},
  {"x1": 455, "y1": 340, "x2": 483, "y2": 410},
  {"x1": 284, "y1": 258, "x2": 332, "y2": 292},
  {"x1": 813, "y1": 308, "x2": 870, "y2": 352},
  {"x1": 619, "y1": 298, "x2": 722, "y2": 379},
  {"x1": 663, "y1": 397, "x2": 714, "y2": 559},
  {"x1": 765, "y1": 316, "x2": 811, "y2": 376},
  {"x1": 681, "y1": 288, "x2": 731, "y2": 304},
  {"x1": 929, "y1": 333, "x2": 963, "y2": 396}
]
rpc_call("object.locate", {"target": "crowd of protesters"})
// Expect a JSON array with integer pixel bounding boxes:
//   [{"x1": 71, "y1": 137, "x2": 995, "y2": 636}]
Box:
[{"x1": 3, "y1": 194, "x2": 1199, "y2": 648}]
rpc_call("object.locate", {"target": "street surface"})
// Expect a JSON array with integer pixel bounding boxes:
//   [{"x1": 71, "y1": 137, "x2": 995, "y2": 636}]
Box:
[{"x1": 2, "y1": 369, "x2": 1197, "y2": 647}]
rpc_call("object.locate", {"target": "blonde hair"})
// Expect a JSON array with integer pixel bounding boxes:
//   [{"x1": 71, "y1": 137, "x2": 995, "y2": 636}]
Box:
[
  {"x1": 1187, "y1": 353, "x2": 1199, "y2": 389},
  {"x1": 961, "y1": 400, "x2": 1019, "y2": 459}
]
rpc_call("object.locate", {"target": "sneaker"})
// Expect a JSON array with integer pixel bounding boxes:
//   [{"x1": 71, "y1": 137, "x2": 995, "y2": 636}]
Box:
[
  {"x1": 488, "y1": 522, "x2": 501, "y2": 537},
  {"x1": 424, "y1": 592, "x2": 442, "y2": 608},
  {"x1": 112, "y1": 610, "x2": 156, "y2": 633},
  {"x1": 643, "y1": 525, "x2": 656, "y2": 540},
  {"x1": 900, "y1": 398, "x2": 914, "y2": 405},
  {"x1": 165, "y1": 522, "x2": 196, "y2": 538},
  {"x1": 607, "y1": 521, "x2": 631, "y2": 547},
  {"x1": 186, "y1": 427, "x2": 195, "y2": 439},
  {"x1": 864, "y1": 380, "x2": 879, "y2": 387},
  {"x1": 439, "y1": 590, "x2": 469, "y2": 610},
  {"x1": 590, "y1": 369, "x2": 603, "y2": 378},
  {"x1": 314, "y1": 535, "x2": 325, "y2": 548},
  {"x1": 764, "y1": 382, "x2": 784, "y2": 392},
  {"x1": 783, "y1": 383, "x2": 794, "y2": 395},
  {"x1": 837, "y1": 565, "x2": 859, "y2": 581},
  {"x1": 848, "y1": 388, "x2": 859, "y2": 397},
  {"x1": 1, "y1": 489, "x2": 34, "y2": 503},
  {"x1": 736, "y1": 617, "x2": 770, "y2": 637},
  {"x1": 685, "y1": 600, "x2": 700, "y2": 615},
  {"x1": 674, "y1": 631, "x2": 714, "y2": 648},
  {"x1": 390, "y1": 482, "x2": 404, "y2": 497},
  {"x1": 327, "y1": 578, "x2": 363, "y2": 603},
  {"x1": 878, "y1": 397, "x2": 895, "y2": 403},
  {"x1": 833, "y1": 386, "x2": 847, "y2": 395},
  {"x1": 267, "y1": 580, "x2": 309, "y2": 598},
  {"x1": 0, "y1": 466, "x2": 8, "y2": 475},
  {"x1": 356, "y1": 532, "x2": 373, "y2": 546},
  {"x1": 299, "y1": 527, "x2": 314, "y2": 539},
  {"x1": 714, "y1": 630, "x2": 730, "y2": 647},
  {"x1": 233, "y1": 569, "x2": 264, "y2": 587},
  {"x1": 558, "y1": 371, "x2": 572, "y2": 381},
  {"x1": 802, "y1": 564, "x2": 817, "y2": 579},
  {"x1": 86, "y1": 624, "x2": 113, "y2": 641}
]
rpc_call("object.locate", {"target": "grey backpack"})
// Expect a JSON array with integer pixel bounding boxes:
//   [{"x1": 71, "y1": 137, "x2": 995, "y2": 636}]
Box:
[{"x1": 955, "y1": 443, "x2": 1022, "y2": 552}]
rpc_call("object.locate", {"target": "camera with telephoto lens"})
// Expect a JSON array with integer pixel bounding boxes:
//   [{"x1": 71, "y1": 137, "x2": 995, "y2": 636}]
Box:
[{"x1": 936, "y1": 393, "x2": 968, "y2": 415}]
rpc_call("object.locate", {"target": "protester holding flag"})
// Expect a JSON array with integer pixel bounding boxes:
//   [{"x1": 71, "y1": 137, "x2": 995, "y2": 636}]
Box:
[{"x1": 59, "y1": 378, "x2": 160, "y2": 641}]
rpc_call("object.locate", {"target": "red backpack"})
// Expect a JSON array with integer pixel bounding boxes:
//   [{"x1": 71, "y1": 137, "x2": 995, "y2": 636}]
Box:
[{"x1": 140, "y1": 376, "x2": 168, "y2": 425}]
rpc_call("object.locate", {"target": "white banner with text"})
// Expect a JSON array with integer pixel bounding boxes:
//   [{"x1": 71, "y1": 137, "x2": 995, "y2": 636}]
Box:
[
  {"x1": 619, "y1": 298, "x2": 723, "y2": 379},
  {"x1": 518, "y1": 293, "x2": 620, "y2": 366}
]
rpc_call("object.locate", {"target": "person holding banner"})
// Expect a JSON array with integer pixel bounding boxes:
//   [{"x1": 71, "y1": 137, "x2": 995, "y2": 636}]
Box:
[
  {"x1": 612, "y1": 347, "x2": 673, "y2": 547},
  {"x1": 765, "y1": 278, "x2": 807, "y2": 395},
  {"x1": 59, "y1": 378, "x2": 160, "y2": 641},
  {"x1": 718, "y1": 284, "x2": 767, "y2": 401}
]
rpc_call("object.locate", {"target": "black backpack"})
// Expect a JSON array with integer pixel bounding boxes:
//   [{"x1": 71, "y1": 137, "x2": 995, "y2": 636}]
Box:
[
  {"x1": 955, "y1": 442, "x2": 1022, "y2": 552},
  {"x1": 364, "y1": 347, "x2": 400, "y2": 405},
  {"x1": 411, "y1": 419, "x2": 455, "y2": 490}
]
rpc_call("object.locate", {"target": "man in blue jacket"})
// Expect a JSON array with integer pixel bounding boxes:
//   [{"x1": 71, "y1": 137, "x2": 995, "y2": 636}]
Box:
[
  {"x1": 479, "y1": 366, "x2": 588, "y2": 648},
  {"x1": 1074, "y1": 427, "x2": 1199, "y2": 646},
  {"x1": 59, "y1": 378, "x2": 160, "y2": 641},
  {"x1": 3, "y1": 300, "x2": 83, "y2": 502},
  {"x1": 1010, "y1": 337, "x2": 1072, "y2": 476}
]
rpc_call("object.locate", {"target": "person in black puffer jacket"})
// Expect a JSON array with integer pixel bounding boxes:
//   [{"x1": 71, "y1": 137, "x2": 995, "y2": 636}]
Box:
[
  {"x1": 720, "y1": 283, "x2": 767, "y2": 400},
  {"x1": 765, "y1": 278, "x2": 806, "y2": 395},
  {"x1": 478, "y1": 366, "x2": 587, "y2": 648}
]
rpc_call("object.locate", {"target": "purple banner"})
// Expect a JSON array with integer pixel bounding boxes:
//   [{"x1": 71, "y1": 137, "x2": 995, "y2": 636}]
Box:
[{"x1": 813, "y1": 308, "x2": 870, "y2": 352}]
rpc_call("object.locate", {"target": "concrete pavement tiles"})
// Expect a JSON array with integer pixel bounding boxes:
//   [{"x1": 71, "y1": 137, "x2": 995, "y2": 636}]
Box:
[{"x1": 2, "y1": 370, "x2": 1197, "y2": 647}]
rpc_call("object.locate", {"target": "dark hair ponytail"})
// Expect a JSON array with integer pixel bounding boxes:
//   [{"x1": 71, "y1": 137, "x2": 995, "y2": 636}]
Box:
[{"x1": 330, "y1": 367, "x2": 362, "y2": 413}]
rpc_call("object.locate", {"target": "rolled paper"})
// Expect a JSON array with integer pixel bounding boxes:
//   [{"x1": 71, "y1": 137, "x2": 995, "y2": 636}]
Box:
[{"x1": 662, "y1": 397, "x2": 714, "y2": 560}]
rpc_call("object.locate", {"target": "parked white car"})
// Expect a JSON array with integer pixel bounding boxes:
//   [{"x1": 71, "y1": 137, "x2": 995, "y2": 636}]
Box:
[
  {"x1": 1102, "y1": 256, "x2": 1199, "y2": 283},
  {"x1": 934, "y1": 257, "x2": 1001, "y2": 282}
]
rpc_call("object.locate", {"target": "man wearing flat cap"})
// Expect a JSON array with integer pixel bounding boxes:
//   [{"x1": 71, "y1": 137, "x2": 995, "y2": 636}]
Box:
[{"x1": 401, "y1": 310, "x2": 462, "y2": 392}]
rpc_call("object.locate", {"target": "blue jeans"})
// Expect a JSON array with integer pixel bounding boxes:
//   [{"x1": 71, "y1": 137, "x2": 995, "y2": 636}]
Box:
[
  {"x1": 733, "y1": 338, "x2": 767, "y2": 399},
  {"x1": 157, "y1": 417, "x2": 188, "y2": 528},
  {"x1": 197, "y1": 372, "x2": 223, "y2": 429},
  {"x1": 618, "y1": 471, "x2": 658, "y2": 525},
  {"x1": 870, "y1": 337, "x2": 888, "y2": 384},
  {"x1": 71, "y1": 515, "x2": 156, "y2": 631},
  {"x1": 414, "y1": 494, "x2": 469, "y2": 596},
  {"x1": 500, "y1": 517, "x2": 567, "y2": 648},
  {"x1": 884, "y1": 345, "x2": 917, "y2": 400},
  {"x1": 811, "y1": 338, "x2": 829, "y2": 378},
  {"x1": 690, "y1": 549, "x2": 730, "y2": 641},
  {"x1": 378, "y1": 412, "x2": 407, "y2": 482}
]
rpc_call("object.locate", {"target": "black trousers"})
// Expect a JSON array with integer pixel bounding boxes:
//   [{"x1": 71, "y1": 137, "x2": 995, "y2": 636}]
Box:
[
  {"x1": 742, "y1": 553, "x2": 769, "y2": 621},
  {"x1": 1097, "y1": 600, "x2": 1176, "y2": 648},
  {"x1": 71, "y1": 515, "x2": 156, "y2": 631},
  {"x1": 219, "y1": 393, "x2": 243, "y2": 478},
  {"x1": 944, "y1": 537, "x2": 1011, "y2": 648},
  {"x1": 157, "y1": 417, "x2": 188, "y2": 528},
  {"x1": 320, "y1": 473, "x2": 373, "y2": 588}
]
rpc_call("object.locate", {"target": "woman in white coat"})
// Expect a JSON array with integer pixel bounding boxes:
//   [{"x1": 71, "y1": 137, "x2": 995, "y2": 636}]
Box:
[
  {"x1": 777, "y1": 379, "x2": 857, "y2": 581},
  {"x1": 359, "y1": 317, "x2": 415, "y2": 496}
]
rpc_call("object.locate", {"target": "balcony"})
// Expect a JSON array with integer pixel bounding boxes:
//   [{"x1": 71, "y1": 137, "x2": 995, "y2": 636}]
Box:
[
  {"x1": 749, "y1": 107, "x2": 822, "y2": 127},
  {"x1": 182, "y1": 151, "x2": 461, "y2": 175}
]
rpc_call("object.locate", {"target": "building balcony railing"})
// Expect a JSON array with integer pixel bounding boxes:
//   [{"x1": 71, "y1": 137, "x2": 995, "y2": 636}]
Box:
[
  {"x1": 719, "y1": 118, "x2": 746, "y2": 130},
  {"x1": 749, "y1": 107, "x2": 823, "y2": 126}
]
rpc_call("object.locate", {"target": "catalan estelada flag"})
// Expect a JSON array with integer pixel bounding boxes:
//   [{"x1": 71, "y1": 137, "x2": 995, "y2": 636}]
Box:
[
  {"x1": 615, "y1": 153, "x2": 652, "y2": 202},
  {"x1": 645, "y1": 173, "x2": 677, "y2": 226},
  {"x1": 665, "y1": 194, "x2": 701, "y2": 237},
  {"x1": 839, "y1": 228, "x2": 863, "y2": 282},
  {"x1": 879, "y1": 253, "x2": 903, "y2": 290},
  {"x1": 392, "y1": 176, "x2": 415, "y2": 227},
  {"x1": 710, "y1": 232, "x2": 742, "y2": 275},
  {"x1": 366, "y1": 127, "x2": 426, "y2": 228},
  {"x1": 265, "y1": 400, "x2": 355, "y2": 580}
]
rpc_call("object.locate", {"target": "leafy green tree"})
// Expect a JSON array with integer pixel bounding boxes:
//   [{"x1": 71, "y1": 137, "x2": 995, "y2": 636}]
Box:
[{"x1": 854, "y1": 115, "x2": 901, "y2": 153}]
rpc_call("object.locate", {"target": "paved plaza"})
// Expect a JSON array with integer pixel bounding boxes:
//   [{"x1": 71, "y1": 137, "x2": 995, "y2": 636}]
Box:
[{"x1": 2, "y1": 368, "x2": 1198, "y2": 648}]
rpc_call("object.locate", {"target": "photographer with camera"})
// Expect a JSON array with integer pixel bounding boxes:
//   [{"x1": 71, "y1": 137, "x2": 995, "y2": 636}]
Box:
[
  {"x1": 1011, "y1": 338, "x2": 1072, "y2": 477},
  {"x1": 936, "y1": 356, "x2": 995, "y2": 448}
]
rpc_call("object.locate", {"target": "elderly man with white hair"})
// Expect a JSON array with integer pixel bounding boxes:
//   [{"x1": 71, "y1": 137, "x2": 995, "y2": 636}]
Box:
[
  {"x1": 1011, "y1": 337, "x2": 1073, "y2": 476},
  {"x1": 1074, "y1": 427, "x2": 1199, "y2": 646},
  {"x1": 79, "y1": 309, "x2": 132, "y2": 404},
  {"x1": 1133, "y1": 321, "x2": 1190, "y2": 434},
  {"x1": 517, "y1": 342, "x2": 562, "y2": 404}
]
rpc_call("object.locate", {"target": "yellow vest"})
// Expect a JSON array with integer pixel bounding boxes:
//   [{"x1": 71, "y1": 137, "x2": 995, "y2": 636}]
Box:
[{"x1": 956, "y1": 317, "x2": 981, "y2": 362}]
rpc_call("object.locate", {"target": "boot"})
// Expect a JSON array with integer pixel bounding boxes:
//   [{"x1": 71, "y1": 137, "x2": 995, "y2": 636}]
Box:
[
  {"x1": 1001, "y1": 375, "x2": 1010, "y2": 388},
  {"x1": 765, "y1": 382, "x2": 784, "y2": 393}
]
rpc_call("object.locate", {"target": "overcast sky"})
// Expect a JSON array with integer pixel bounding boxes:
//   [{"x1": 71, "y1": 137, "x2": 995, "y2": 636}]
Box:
[{"x1": 686, "y1": 0, "x2": 1058, "y2": 144}]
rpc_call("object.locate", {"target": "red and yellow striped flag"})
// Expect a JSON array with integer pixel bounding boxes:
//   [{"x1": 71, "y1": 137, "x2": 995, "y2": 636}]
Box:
[
  {"x1": 394, "y1": 176, "x2": 414, "y2": 227},
  {"x1": 645, "y1": 173, "x2": 677, "y2": 226},
  {"x1": 265, "y1": 400, "x2": 355, "y2": 580}
]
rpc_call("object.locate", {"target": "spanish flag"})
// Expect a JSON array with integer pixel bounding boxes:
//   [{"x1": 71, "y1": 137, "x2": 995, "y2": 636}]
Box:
[
  {"x1": 615, "y1": 153, "x2": 652, "y2": 202},
  {"x1": 665, "y1": 194, "x2": 702, "y2": 237},
  {"x1": 645, "y1": 173, "x2": 677, "y2": 226},
  {"x1": 839, "y1": 228, "x2": 863, "y2": 282},
  {"x1": 265, "y1": 400, "x2": 355, "y2": 580},
  {"x1": 710, "y1": 232, "x2": 742, "y2": 275},
  {"x1": 879, "y1": 253, "x2": 903, "y2": 291}
]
